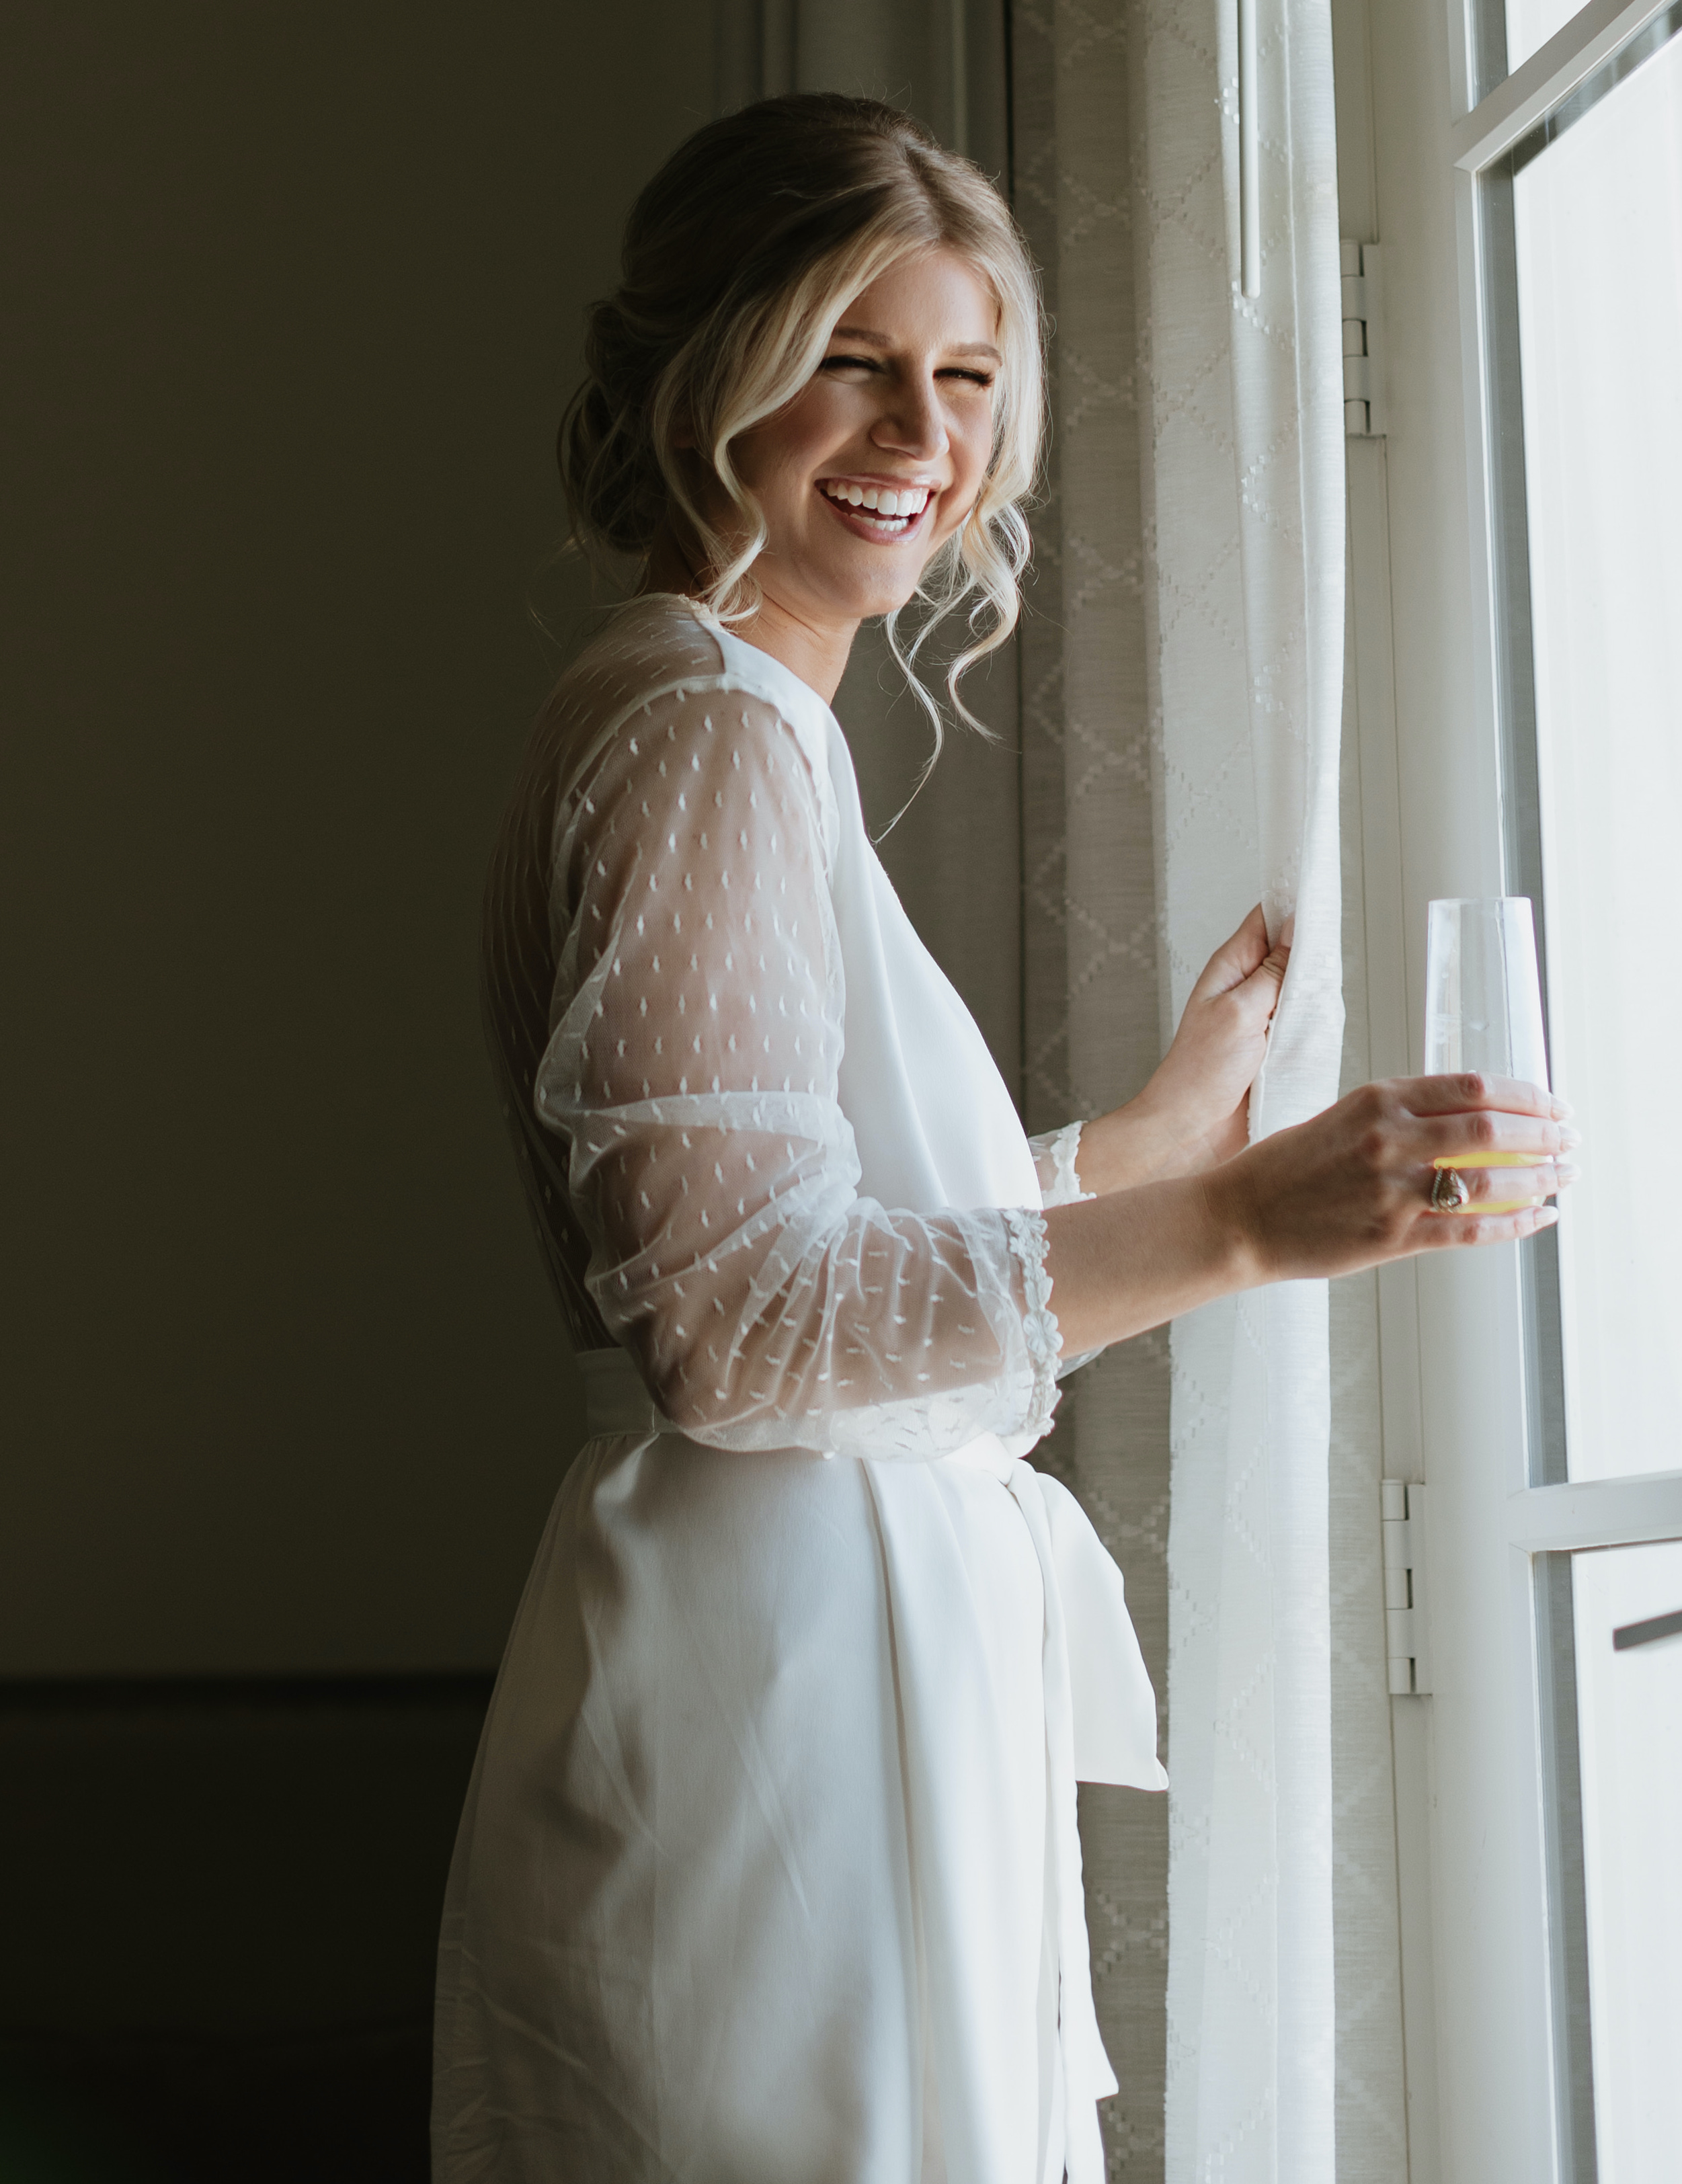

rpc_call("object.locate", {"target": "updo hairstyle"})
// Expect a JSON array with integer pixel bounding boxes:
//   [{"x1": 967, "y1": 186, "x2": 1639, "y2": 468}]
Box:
[{"x1": 558, "y1": 94, "x2": 1045, "y2": 733}]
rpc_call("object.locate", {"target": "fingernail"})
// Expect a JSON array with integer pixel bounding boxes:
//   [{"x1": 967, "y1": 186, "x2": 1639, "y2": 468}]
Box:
[
  {"x1": 1534, "y1": 1206, "x2": 1560, "y2": 1227},
  {"x1": 1554, "y1": 1163, "x2": 1581, "y2": 1185},
  {"x1": 1552, "y1": 1097, "x2": 1575, "y2": 1120},
  {"x1": 1559, "y1": 1125, "x2": 1583, "y2": 1149}
]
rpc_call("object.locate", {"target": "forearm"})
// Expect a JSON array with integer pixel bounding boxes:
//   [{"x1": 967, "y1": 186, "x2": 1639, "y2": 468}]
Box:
[
  {"x1": 625, "y1": 1190, "x2": 1051, "y2": 1451},
  {"x1": 1064, "y1": 1094, "x2": 1213, "y2": 1198},
  {"x1": 1049, "y1": 1075, "x2": 1576, "y2": 1354},
  {"x1": 1041, "y1": 1170, "x2": 1259, "y2": 1353},
  {"x1": 1068, "y1": 903, "x2": 1292, "y2": 1196}
]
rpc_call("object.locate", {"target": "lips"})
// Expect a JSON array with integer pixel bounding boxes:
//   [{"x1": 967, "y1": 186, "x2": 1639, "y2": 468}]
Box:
[{"x1": 816, "y1": 477, "x2": 934, "y2": 540}]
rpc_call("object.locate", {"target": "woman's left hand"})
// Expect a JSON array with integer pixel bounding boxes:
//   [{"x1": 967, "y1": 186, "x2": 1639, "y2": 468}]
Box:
[{"x1": 1075, "y1": 906, "x2": 1289, "y2": 1194}]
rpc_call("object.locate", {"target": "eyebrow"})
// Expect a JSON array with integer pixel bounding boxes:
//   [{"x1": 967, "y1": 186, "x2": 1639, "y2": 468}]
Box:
[{"x1": 829, "y1": 323, "x2": 1003, "y2": 364}]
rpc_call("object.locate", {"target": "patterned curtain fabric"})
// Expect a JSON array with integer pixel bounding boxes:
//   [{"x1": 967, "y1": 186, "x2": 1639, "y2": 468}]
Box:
[
  {"x1": 1011, "y1": 7, "x2": 1173, "y2": 2175},
  {"x1": 1015, "y1": 3, "x2": 1352, "y2": 2178},
  {"x1": 1125, "y1": 4, "x2": 1347, "y2": 2180}
]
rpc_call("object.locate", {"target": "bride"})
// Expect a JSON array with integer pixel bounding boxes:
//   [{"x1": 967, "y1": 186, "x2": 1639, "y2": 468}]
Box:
[{"x1": 433, "y1": 92, "x2": 1570, "y2": 2184}]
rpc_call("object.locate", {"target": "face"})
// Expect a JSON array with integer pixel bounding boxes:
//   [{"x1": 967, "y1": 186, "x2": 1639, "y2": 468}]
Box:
[{"x1": 725, "y1": 247, "x2": 1001, "y2": 633}]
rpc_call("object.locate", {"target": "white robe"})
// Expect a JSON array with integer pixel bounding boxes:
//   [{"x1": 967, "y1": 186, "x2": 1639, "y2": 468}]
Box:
[{"x1": 433, "y1": 597, "x2": 1165, "y2": 2184}]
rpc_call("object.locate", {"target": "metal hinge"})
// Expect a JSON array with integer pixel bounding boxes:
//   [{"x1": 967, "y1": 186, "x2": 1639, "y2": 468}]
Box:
[
  {"x1": 1383, "y1": 1478, "x2": 1431, "y2": 1694},
  {"x1": 1342, "y1": 239, "x2": 1387, "y2": 438}
]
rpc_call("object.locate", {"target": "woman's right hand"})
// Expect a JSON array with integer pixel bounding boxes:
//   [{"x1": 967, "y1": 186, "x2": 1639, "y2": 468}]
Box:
[
  {"x1": 1209, "y1": 1071, "x2": 1580, "y2": 1285},
  {"x1": 1042, "y1": 1072, "x2": 1580, "y2": 1357}
]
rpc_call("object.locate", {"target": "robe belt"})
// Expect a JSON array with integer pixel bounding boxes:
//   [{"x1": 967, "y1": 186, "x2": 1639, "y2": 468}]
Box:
[{"x1": 579, "y1": 1346, "x2": 668, "y2": 1437}]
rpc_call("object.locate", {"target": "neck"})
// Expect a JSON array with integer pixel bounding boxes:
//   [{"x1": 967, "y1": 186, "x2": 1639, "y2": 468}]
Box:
[
  {"x1": 639, "y1": 526, "x2": 858, "y2": 704},
  {"x1": 731, "y1": 589, "x2": 858, "y2": 704}
]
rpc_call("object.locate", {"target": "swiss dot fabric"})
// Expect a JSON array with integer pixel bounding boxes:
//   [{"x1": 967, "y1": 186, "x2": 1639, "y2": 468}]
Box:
[
  {"x1": 443, "y1": 596, "x2": 1169, "y2": 2184},
  {"x1": 487, "y1": 599, "x2": 1062, "y2": 1459}
]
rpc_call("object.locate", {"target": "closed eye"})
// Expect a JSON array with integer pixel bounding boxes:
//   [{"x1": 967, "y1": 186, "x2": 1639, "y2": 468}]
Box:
[{"x1": 819, "y1": 355, "x2": 994, "y2": 389}]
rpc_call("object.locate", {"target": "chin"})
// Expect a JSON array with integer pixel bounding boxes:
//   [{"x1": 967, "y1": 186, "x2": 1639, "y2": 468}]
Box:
[{"x1": 817, "y1": 554, "x2": 940, "y2": 625}]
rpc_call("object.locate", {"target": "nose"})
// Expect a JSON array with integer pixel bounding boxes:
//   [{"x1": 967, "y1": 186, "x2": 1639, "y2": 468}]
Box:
[{"x1": 869, "y1": 370, "x2": 949, "y2": 464}]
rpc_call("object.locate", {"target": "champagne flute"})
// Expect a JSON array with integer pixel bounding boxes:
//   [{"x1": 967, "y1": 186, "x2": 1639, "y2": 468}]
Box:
[{"x1": 1423, "y1": 897, "x2": 1552, "y2": 1213}]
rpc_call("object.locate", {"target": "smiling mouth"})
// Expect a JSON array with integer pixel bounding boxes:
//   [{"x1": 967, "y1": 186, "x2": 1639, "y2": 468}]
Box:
[{"x1": 817, "y1": 477, "x2": 934, "y2": 539}]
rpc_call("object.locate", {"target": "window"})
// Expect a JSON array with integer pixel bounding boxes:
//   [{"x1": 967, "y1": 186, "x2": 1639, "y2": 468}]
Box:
[
  {"x1": 1568, "y1": 1539, "x2": 1682, "y2": 2179},
  {"x1": 1338, "y1": 2, "x2": 1682, "y2": 2177}
]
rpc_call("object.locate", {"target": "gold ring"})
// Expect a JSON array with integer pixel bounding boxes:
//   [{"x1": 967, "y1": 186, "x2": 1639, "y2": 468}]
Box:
[{"x1": 1430, "y1": 1166, "x2": 1470, "y2": 1213}]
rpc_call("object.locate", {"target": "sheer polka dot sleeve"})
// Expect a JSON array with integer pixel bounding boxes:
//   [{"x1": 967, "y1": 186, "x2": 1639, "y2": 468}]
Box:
[{"x1": 531, "y1": 686, "x2": 1059, "y2": 1457}]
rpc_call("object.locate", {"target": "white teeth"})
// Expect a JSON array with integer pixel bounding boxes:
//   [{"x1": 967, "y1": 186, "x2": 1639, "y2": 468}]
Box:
[{"x1": 822, "y1": 481, "x2": 930, "y2": 524}]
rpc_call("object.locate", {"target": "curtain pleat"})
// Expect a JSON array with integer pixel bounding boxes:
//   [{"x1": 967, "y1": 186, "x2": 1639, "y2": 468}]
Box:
[
  {"x1": 1127, "y1": 3, "x2": 1346, "y2": 2179},
  {"x1": 1011, "y1": 8, "x2": 1412, "y2": 2176},
  {"x1": 1012, "y1": 6, "x2": 1172, "y2": 2175}
]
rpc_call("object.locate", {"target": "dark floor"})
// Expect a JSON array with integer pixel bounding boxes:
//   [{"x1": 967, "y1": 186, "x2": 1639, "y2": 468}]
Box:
[
  {"x1": 0, "y1": 1676, "x2": 492, "y2": 2184},
  {"x1": 0, "y1": 2021, "x2": 430, "y2": 2184}
]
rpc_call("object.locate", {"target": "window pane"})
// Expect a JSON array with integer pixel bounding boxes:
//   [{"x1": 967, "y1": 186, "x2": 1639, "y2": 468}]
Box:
[
  {"x1": 1507, "y1": 0, "x2": 1587, "y2": 75},
  {"x1": 1571, "y1": 1539, "x2": 1682, "y2": 2184},
  {"x1": 1513, "y1": 35, "x2": 1682, "y2": 1480}
]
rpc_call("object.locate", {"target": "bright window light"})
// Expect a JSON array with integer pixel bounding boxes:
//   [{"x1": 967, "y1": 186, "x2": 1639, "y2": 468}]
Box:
[
  {"x1": 1571, "y1": 1539, "x2": 1682, "y2": 2184},
  {"x1": 1506, "y1": 0, "x2": 1591, "y2": 74},
  {"x1": 1513, "y1": 30, "x2": 1682, "y2": 1484}
]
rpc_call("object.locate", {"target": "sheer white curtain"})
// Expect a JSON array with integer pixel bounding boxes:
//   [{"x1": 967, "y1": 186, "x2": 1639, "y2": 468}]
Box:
[{"x1": 1129, "y1": 3, "x2": 1346, "y2": 2179}]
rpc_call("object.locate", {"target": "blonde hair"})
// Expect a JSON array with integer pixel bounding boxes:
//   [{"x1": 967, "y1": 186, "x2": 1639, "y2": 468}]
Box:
[{"x1": 557, "y1": 94, "x2": 1045, "y2": 750}]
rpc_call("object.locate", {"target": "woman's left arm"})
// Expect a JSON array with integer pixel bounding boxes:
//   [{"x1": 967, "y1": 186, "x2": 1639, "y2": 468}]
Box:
[{"x1": 1060, "y1": 907, "x2": 1291, "y2": 1198}]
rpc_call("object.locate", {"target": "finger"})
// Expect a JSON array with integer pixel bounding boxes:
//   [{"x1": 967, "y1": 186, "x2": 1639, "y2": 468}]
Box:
[
  {"x1": 1416, "y1": 1160, "x2": 1574, "y2": 1210},
  {"x1": 1242, "y1": 937, "x2": 1291, "y2": 1000},
  {"x1": 1416, "y1": 1109, "x2": 1576, "y2": 1161},
  {"x1": 1189, "y1": 905, "x2": 1273, "y2": 1000},
  {"x1": 1401, "y1": 1071, "x2": 1570, "y2": 1122},
  {"x1": 1214, "y1": 938, "x2": 1292, "y2": 1041},
  {"x1": 1413, "y1": 1201, "x2": 1561, "y2": 1250}
]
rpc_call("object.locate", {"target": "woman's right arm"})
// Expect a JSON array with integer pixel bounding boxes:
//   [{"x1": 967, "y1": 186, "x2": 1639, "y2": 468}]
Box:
[
  {"x1": 1042, "y1": 1071, "x2": 1573, "y2": 1357},
  {"x1": 538, "y1": 683, "x2": 1572, "y2": 1445}
]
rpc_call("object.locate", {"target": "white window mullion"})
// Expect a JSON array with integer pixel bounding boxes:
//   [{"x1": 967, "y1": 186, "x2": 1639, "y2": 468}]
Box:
[
  {"x1": 1452, "y1": 0, "x2": 1677, "y2": 157},
  {"x1": 1509, "y1": 1473, "x2": 1682, "y2": 1555}
]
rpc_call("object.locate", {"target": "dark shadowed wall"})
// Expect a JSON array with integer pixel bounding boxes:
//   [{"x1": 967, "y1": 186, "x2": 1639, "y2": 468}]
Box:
[
  {"x1": 1, "y1": 4, "x2": 719, "y2": 1676},
  {"x1": 0, "y1": 11, "x2": 1023, "y2": 2169},
  {"x1": 1, "y1": 7, "x2": 720, "y2": 2169},
  {"x1": 1, "y1": 0, "x2": 1020, "y2": 1683}
]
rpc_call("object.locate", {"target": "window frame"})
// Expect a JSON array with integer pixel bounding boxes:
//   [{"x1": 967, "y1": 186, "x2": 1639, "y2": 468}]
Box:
[{"x1": 1336, "y1": 1, "x2": 1682, "y2": 2177}]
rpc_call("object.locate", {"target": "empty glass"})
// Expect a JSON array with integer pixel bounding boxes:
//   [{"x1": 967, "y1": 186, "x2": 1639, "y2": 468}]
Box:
[{"x1": 1424, "y1": 897, "x2": 1550, "y2": 1211}]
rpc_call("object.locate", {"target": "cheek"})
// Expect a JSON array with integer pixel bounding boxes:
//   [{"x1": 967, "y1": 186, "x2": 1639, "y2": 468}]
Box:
[
  {"x1": 737, "y1": 385, "x2": 848, "y2": 492},
  {"x1": 730, "y1": 425, "x2": 795, "y2": 501},
  {"x1": 944, "y1": 422, "x2": 995, "y2": 524}
]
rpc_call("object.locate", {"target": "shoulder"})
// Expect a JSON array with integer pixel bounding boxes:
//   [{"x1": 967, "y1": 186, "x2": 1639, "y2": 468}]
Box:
[
  {"x1": 551, "y1": 598, "x2": 840, "y2": 871},
  {"x1": 554, "y1": 593, "x2": 727, "y2": 727}
]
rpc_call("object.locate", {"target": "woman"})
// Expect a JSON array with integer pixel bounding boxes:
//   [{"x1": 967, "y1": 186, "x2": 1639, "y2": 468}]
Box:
[{"x1": 434, "y1": 95, "x2": 1571, "y2": 2184}]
